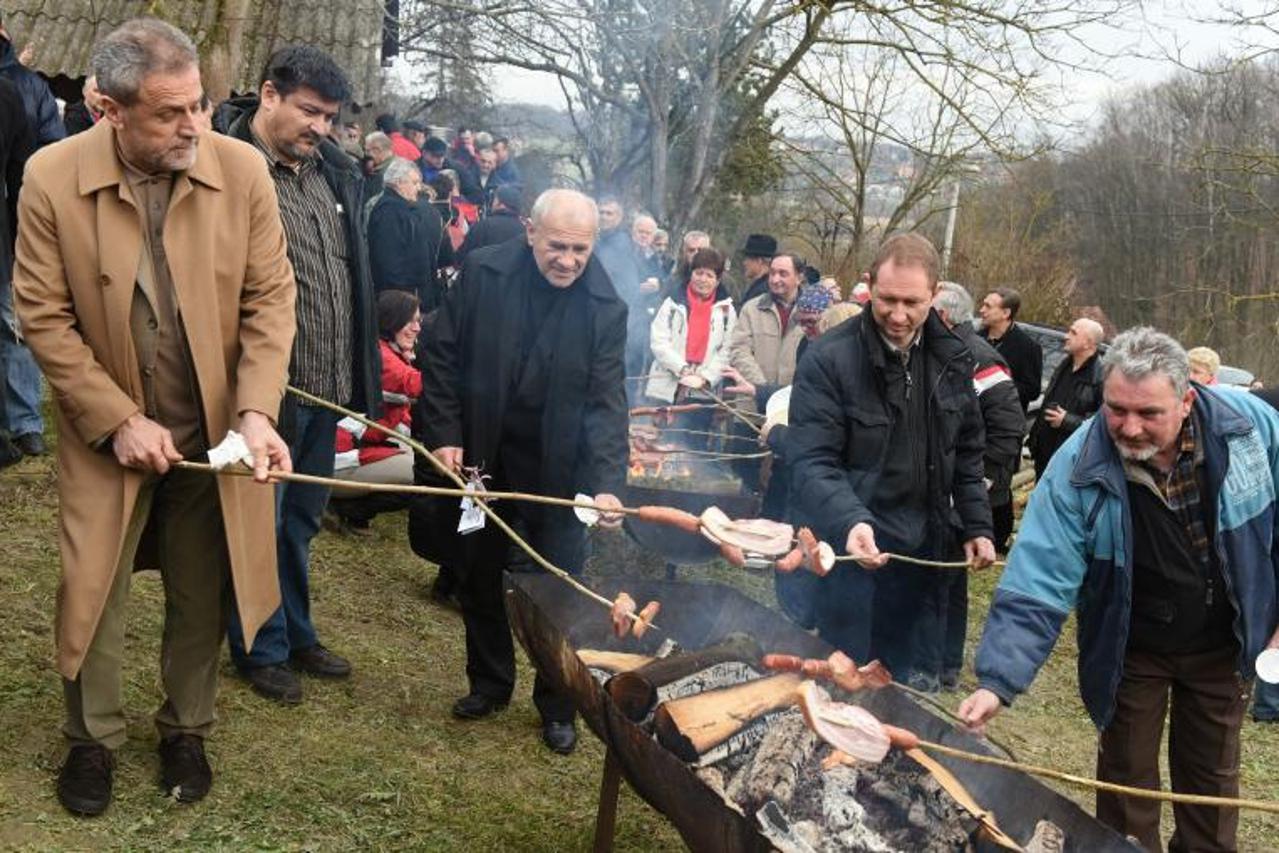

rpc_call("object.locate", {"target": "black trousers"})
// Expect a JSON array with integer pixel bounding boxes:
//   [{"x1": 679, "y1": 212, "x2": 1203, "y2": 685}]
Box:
[
  {"x1": 991, "y1": 500, "x2": 1014, "y2": 554},
  {"x1": 459, "y1": 499, "x2": 583, "y2": 724}
]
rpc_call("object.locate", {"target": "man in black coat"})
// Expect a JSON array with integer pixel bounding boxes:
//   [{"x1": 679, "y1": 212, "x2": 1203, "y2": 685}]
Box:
[
  {"x1": 737, "y1": 233, "x2": 777, "y2": 308},
  {"x1": 0, "y1": 75, "x2": 32, "y2": 469},
  {"x1": 788, "y1": 234, "x2": 995, "y2": 682},
  {"x1": 216, "y1": 47, "x2": 383, "y2": 704},
  {"x1": 455, "y1": 185, "x2": 524, "y2": 265},
  {"x1": 367, "y1": 157, "x2": 451, "y2": 311},
  {"x1": 417, "y1": 189, "x2": 629, "y2": 755},
  {"x1": 0, "y1": 18, "x2": 63, "y2": 146},
  {"x1": 978, "y1": 287, "x2": 1043, "y2": 412},
  {"x1": 932, "y1": 281, "x2": 1026, "y2": 688},
  {"x1": 1028, "y1": 317, "x2": 1105, "y2": 481}
]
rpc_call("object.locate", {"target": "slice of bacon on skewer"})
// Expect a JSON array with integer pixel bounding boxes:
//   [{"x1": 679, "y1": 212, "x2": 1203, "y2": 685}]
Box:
[{"x1": 611, "y1": 592, "x2": 637, "y2": 638}]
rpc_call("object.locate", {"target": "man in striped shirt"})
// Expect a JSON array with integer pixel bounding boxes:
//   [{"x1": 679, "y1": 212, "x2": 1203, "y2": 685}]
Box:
[{"x1": 217, "y1": 46, "x2": 382, "y2": 705}]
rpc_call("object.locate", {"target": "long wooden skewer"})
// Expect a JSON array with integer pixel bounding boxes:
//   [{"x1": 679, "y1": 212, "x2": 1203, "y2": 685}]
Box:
[
  {"x1": 284, "y1": 386, "x2": 656, "y2": 630},
  {"x1": 833, "y1": 553, "x2": 1008, "y2": 571},
  {"x1": 915, "y1": 738, "x2": 1279, "y2": 815}
]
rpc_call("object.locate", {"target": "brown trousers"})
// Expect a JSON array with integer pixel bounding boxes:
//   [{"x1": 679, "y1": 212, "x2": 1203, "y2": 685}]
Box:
[
  {"x1": 62, "y1": 468, "x2": 231, "y2": 749},
  {"x1": 1096, "y1": 645, "x2": 1250, "y2": 853}
]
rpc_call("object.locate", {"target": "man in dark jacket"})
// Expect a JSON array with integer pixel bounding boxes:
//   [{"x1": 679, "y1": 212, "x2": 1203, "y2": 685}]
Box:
[
  {"x1": 0, "y1": 74, "x2": 31, "y2": 469},
  {"x1": 1028, "y1": 317, "x2": 1104, "y2": 481},
  {"x1": 216, "y1": 46, "x2": 382, "y2": 705},
  {"x1": 789, "y1": 233, "x2": 995, "y2": 678},
  {"x1": 961, "y1": 328, "x2": 1279, "y2": 852},
  {"x1": 367, "y1": 157, "x2": 451, "y2": 311},
  {"x1": 932, "y1": 281, "x2": 1025, "y2": 689},
  {"x1": 0, "y1": 18, "x2": 63, "y2": 146},
  {"x1": 63, "y1": 75, "x2": 103, "y2": 136},
  {"x1": 416, "y1": 189, "x2": 628, "y2": 756},
  {"x1": 737, "y1": 233, "x2": 777, "y2": 308},
  {"x1": 455, "y1": 184, "x2": 524, "y2": 265},
  {"x1": 978, "y1": 287, "x2": 1043, "y2": 412}
]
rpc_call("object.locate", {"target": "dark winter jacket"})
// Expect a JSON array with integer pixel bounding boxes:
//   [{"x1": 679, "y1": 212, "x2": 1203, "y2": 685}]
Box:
[
  {"x1": 62, "y1": 100, "x2": 98, "y2": 136},
  {"x1": 415, "y1": 237, "x2": 629, "y2": 510},
  {"x1": 739, "y1": 274, "x2": 769, "y2": 310},
  {"x1": 1027, "y1": 352, "x2": 1103, "y2": 467},
  {"x1": 366, "y1": 189, "x2": 450, "y2": 311},
  {"x1": 952, "y1": 322, "x2": 1025, "y2": 507},
  {"x1": 217, "y1": 96, "x2": 382, "y2": 418},
  {"x1": 0, "y1": 76, "x2": 33, "y2": 265},
  {"x1": 0, "y1": 38, "x2": 63, "y2": 146},
  {"x1": 975, "y1": 386, "x2": 1279, "y2": 728},
  {"x1": 788, "y1": 310, "x2": 993, "y2": 556},
  {"x1": 980, "y1": 321, "x2": 1043, "y2": 412},
  {"x1": 455, "y1": 208, "x2": 525, "y2": 265}
]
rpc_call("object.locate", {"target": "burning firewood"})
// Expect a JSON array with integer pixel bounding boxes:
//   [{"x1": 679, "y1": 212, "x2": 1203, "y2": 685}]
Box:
[
  {"x1": 575, "y1": 649, "x2": 654, "y2": 673},
  {"x1": 654, "y1": 673, "x2": 802, "y2": 764},
  {"x1": 606, "y1": 633, "x2": 763, "y2": 721}
]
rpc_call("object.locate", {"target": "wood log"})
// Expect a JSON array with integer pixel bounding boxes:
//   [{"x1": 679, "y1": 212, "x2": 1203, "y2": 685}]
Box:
[
  {"x1": 606, "y1": 633, "x2": 763, "y2": 721},
  {"x1": 654, "y1": 673, "x2": 801, "y2": 763},
  {"x1": 576, "y1": 650, "x2": 654, "y2": 674},
  {"x1": 724, "y1": 711, "x2": 819, "y2": 810}
]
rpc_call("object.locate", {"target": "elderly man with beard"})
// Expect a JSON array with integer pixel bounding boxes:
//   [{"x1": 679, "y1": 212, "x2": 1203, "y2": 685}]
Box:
[
  {"x1": 787, "y1": 233, "x2": 995, "y2": 674},
  {"x1": 217, "y1": 45, "x2": 382, "y2": 705},
  {"x1": 961, "y1": 328, "x2": 1279, "y2": 853},
  {"x1": 13, "y1": 18, "x2": 295, "y2": 814},
  {"x1": 416, "y1": 189, "x2": 628, "y2": 755}
]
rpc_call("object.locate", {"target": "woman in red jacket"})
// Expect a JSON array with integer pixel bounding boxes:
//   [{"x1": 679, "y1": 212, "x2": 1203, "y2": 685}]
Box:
[{"x1": 327, "y1": 290, "x2": 423, "y2": 534}]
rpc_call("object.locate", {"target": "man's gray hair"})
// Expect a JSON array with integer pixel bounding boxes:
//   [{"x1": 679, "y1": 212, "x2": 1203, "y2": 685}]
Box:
[
  {"x1": 385, "y1": 157, "x2": 420, "y2": 188},
  {"x1": 1101, "y1": 326, "x2": 1190, "y2": 397},
  {"x1": 364, "y1": 131, "x2": 391, "y2": 154},
  {"x1": 529, "y1": 188, "x2": 598, "y2": 228},
  {"x1": 682, "y1": 229, "x2": 710, "y2": 247},
  {"x1": 474, "y1": 131, "x2": 493, "y2": 150},
  {"x1": 91, "y1": 18, "x2": 198, "y2": 105},
  {"x1": 934, "y1": 281, "x2": 974, "y2": 325}
]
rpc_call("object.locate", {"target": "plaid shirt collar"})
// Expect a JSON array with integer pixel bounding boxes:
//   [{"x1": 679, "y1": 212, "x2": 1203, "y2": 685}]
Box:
[{"x1": 1124, "y1": 413, "x2": 1210, "y2": 568}]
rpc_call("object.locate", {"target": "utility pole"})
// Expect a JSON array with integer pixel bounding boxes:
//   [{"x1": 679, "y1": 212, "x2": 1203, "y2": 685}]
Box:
[{"x1": 941, "y1": 178, "x2": 961, "y2": 278}]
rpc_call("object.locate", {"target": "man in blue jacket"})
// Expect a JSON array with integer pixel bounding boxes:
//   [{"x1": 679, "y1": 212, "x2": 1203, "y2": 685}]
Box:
[{"x1": 960, "y1": 327, "x2": 1279, "y2": 853}]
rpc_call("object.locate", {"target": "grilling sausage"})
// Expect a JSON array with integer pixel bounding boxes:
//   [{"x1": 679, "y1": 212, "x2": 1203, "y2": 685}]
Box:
[
  {"x1": 632, "y1": 601, "x2": 661, "y2": 638},
  {"x1": 775, "y1": 547, "x2": 805, "y2": 572},
  {"x1": 761, "y1": 653, "x2": 805, "y2": 673},
  {"x1": 882, "y1": 723, "x2": 921, "y2": 750},
  {"x1": 719, "y1": 541, "x2": 746, "y2": 567},
  {"x1": 797, "y1": 528, "x2": 824, "y2": 575},
  {"x1": 636, "y1": 505, "x2": 702, "y2": 534}
]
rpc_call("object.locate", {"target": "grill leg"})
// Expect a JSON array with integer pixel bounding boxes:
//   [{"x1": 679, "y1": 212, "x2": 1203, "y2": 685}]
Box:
[
  {"x1": 665, "y1": 562, "x2": 678, "y2": 581},
  {"x1": 592, "y1": 747, "x2": 623, "y2": 853}
]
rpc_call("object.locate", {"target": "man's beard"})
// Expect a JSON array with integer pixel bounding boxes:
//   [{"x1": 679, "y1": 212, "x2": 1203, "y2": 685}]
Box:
[{"x1": 1115, "y1": 440, "x2": 1158, "y2": 462}]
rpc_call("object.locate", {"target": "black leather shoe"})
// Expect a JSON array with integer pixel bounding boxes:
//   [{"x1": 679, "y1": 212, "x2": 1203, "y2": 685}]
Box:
[
  {"x1": 57, "y1": 744, "x2": 114, "y2": 816},
  {"x1": 242, "y1": 663, "x2": 303, "y2": 704},
  {"x1": 290, "y1": 643, "x2": 351, "y2": 678},
  {"x1": 15, "y1": 432, "x2": 45, "y2": 456},
  {"x1": 0, "y1": 435, "x2": 21, "y2": 471},
  {"x1": 542, "y1": 721, "x2": 577, "y2": 755},
  {"x1": 159, "y1": 734, "x2": 212, "y2": 803},
  {"x1": 451, "y1": 693, "x2": 508, "y2": 720}
]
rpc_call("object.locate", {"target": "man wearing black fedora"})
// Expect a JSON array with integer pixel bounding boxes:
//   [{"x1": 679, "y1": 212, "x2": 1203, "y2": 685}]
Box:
[{"x1": 738, "y1": 233, "x2": 777, "y2": 308}]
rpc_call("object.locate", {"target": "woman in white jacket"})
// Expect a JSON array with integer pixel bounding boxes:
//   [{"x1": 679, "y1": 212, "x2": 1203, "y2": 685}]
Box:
[{"x1": 645, "y1": 247, "x2": 737, "y2": 403}]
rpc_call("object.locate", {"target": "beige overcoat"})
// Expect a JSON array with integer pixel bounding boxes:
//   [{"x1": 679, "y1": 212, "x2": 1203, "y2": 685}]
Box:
[{"x1": 13, "y1": 122, "x2": 297, "y2": 679}]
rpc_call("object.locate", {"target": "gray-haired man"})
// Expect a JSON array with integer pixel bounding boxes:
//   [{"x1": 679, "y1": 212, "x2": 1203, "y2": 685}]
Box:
[{"x1": 961, "y1": 327, "x2": 1279, "y2": 851}]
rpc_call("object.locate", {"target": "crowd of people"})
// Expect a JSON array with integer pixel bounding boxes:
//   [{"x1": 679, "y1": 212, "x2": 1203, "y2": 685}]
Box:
[{"x1": 1, "y1": 14, "x2": 1277, "y2": 853}]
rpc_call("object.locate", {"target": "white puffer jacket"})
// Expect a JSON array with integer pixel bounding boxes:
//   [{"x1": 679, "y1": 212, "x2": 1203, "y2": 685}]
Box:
[{"x1": 645, "y1": 284, "x2": 737, "y2": 403}]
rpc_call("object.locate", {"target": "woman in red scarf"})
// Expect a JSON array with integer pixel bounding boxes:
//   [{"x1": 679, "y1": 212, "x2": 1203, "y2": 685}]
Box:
[{"x1": 646, "y1": 247, "x2": 736, "y2": 403}]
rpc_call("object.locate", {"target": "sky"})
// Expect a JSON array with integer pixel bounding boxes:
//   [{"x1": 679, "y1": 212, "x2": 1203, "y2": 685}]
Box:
[{"x1": 457, "y1": 1, "x2": 1273, "y2": 136}]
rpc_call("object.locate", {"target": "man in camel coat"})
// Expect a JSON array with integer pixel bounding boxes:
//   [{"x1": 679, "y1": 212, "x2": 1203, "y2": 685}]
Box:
[{"x1": 12, "y1": 19, "x2": 295, "y2": 816}]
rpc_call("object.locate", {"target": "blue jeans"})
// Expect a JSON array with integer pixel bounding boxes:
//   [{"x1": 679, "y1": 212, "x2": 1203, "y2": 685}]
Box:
[
  {"x1": 0, "y1": 276, "x2": 44, "y2": 436},
  {"x1": 1256, "y1": 680, "x2": 1279, "y2": 721},
  {"x1": 228, "y1": 405, "x2": 339, "y2": 668}
]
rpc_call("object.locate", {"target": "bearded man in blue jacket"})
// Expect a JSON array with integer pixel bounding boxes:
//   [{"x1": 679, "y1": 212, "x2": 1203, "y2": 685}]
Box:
[{"x1": 959, "y1": 327, "x2": 1279, "y2": 853}]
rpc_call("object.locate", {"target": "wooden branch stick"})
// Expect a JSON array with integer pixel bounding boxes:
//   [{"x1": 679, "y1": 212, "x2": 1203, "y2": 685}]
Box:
[
  {"x1": 284, "y1": 386, "x2": 653, "y2": 629},
  {"x1": 916, "y1": 739, "x2": 1279, "y2": 815},
  {"x1": 832, "y1": 552, "x2": 1008, "y2": 571},
  {"x1": 698, "y1": 386, "x2": 764, "y2": 435},
  {"x1": 174, "y1": 460, "x2": 648, "y2": 517}
]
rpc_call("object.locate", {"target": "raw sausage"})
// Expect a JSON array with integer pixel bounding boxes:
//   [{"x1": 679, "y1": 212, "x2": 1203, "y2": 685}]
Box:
[
  {"x1": 632, "y1": 601, "x2": 661, "y2": 638},
  {"x1": 636, "y1": 505, "x2": 703, "y2": 534}
]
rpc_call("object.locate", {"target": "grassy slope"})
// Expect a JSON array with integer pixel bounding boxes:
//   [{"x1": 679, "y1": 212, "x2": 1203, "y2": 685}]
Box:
[{"x1": 1, "y1": 453, "x2": 1276, "y2": 851}]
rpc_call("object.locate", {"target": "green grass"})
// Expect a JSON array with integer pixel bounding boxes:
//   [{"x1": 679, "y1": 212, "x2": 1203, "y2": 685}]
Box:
[{"x1": 1, "y1": 453, "x2": 1277, "y2": 851}]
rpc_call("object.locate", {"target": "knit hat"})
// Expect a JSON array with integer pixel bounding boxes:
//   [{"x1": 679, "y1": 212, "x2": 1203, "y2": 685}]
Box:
[
  {"x1": 795, "y1": 285, "x2": 834, "y2": 315},
  {"x1": 423, "y1": 136, "x2": 448, "y2": 155}
]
